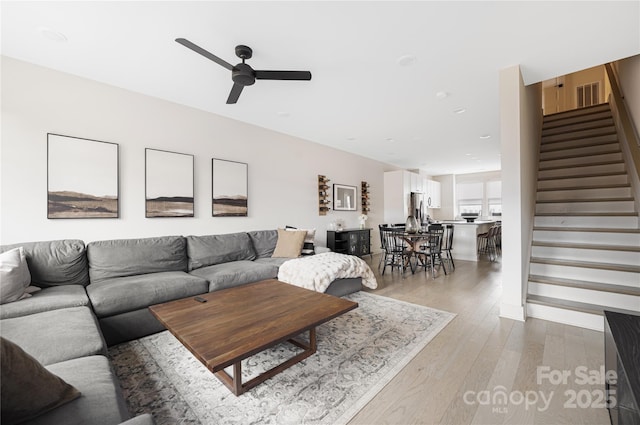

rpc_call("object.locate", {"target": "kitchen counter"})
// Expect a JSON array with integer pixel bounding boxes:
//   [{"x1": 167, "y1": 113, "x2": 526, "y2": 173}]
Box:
[{"x1": 441, "y1": 220, "x2": 497, "y2": 262}]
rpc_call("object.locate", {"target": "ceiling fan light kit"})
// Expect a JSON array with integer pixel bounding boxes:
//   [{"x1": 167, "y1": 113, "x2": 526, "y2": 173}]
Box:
[{"x1": 176, "y1": 38, "x2": 312, "y2": 104}]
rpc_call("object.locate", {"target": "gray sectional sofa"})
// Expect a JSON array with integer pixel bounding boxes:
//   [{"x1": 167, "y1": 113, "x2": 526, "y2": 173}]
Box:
[{"x1": 0, "y1": 229, "x2": 361, "y2": 424}]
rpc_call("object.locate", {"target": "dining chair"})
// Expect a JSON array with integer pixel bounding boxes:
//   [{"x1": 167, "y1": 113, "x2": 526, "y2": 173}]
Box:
[
  {"x1": 380, "y1": 227, "x2": 411, "y2": 275},
  {"x1": 414, "y1": 224, "x2": 447, "y2": 278},
  {"x1": 442, "y1": 224, "x2": 455, "y2": 271}
]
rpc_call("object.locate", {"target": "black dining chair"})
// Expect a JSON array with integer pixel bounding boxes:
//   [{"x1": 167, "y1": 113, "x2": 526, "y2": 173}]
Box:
[
  {"x1": 442, "y1": 224, "x2": 455, "y2": 271},
  {"x1": 415, "y1": 224, "x2": 447, "y2": 278},
  {"x1": 380, "y1": 227, "x2": 411, "y2": 275}
]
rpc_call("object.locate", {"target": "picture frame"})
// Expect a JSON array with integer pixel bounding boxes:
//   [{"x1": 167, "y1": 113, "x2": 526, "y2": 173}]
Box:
[
  {"x1": 212, "y1": 158, "x2": 248, "y2": 217},
  {"x1": 333, "y1": 184, "x2": 357, "y2": 211},
  {"x1": 47, "y1": 133, "x2": 119, "y2": 219},
  {"x1": 145, "y1": 148, "x2": 194, "y2": 218}
]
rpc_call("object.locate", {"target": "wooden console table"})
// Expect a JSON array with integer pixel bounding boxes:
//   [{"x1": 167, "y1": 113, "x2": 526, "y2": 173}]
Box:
[{"x1": 327, "y1": 228, "x2": 371, "y2": 257}]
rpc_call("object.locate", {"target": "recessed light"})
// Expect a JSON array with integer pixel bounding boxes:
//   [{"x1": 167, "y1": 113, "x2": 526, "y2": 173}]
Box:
[
  {"x1": 453, "y1": 107, "x2": 466, "y2": 114},
  {"x1": 479, "y1": 134, "x2": 491, "y2": 139},
  {"x1": 38, "y1": 27, "x2": 68, "y2": 42},
  {"x1": 347, "y1": 137, "x2": 357, "y2": 141},
  {"x1": 276, "y1": 111, "x2": 290, "y2": 117},
  {"x1": 386, "y1": 138, "x2": 395, "y2": 143},
  {"x1": 396, "y1": 55, "x2": 417, "y2": 66},
  {"x1": 436, "y1": 91, "x2": 449, "y2": 99}
]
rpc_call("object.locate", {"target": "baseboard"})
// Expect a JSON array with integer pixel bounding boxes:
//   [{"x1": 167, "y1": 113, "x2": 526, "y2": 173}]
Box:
[{"x1": 499, "y1": 302, "x2": 525, "y2": 321}]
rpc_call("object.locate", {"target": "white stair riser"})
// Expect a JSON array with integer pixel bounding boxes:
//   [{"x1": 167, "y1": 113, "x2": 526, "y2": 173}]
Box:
[
  {"x1": 534, "y1": 215, "x2": 639, "y2": 228},
  {"x1": 543, "y1": 111, "x2": 612, "y2": 129},
  {"x1": 540, "y1": 143, "x2": 620, "y2": 160},
  {"x1": 537, "y1": 174, "x2": 628, "y2": 189},
  {"x1": 540, "y1": 153, "x2": 622, "y2": 169},
  {"x1": 531, "y1": 245, "x2": 640, "y2": 266},
  {"x1": 537, "y1": 187, "x2": 631, "y2": 201},
  {"x1": 526, "y1": 303, "x2": 604, "y2": 331},
  {"x1": 533, "y1": 230, "x2": 640, "y2": 246},
  {"x1": 541, "y1": 134, "x2": 618, "y2": 152},
  {"x1": 538, "y1": 163, "x2": 626, "y2": 179},
  {"x1": 528, "y1": 282, "x2": 640, "y2": 312},
  {"x1": 542, "y1": 127, "x2": 616, "y2": 143},
  {"x1": 535, "y1": 200, "x2": 636, "y2": 214},
  {"x1": 542, "y1": 119, "x2": 614, "y2": 136},
  {"x1": 529, "y1": 262, "x2": 640, "y2": 286}
]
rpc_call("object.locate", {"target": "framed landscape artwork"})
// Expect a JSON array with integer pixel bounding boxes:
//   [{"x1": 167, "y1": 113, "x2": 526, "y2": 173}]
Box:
[
  {"x1": 145, "y1": 149, "x2": 194, "y2": 217},
  {"x1": 333, "y1": 184, "x2": 357, "y2": 211},
  {"x1": 212, "y1": 158, "x2": 248, "y2": 217},
  {"x1": 47, "y1": 133, "x2": 119, "y2": 219}
]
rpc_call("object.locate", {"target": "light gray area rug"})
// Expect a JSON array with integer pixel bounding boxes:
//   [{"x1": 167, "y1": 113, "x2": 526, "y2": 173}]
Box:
[{"x1": 108, "y1": 292, "x2": 455, "y2": 425}]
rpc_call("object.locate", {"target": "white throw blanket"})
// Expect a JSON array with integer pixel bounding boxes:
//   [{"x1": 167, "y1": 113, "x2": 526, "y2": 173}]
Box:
[{"x1": 277, "y1": 252, "x2": 378, "y2": 292}]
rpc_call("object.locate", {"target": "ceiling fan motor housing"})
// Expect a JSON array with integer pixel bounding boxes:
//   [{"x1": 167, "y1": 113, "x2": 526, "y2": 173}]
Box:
[{"x1": 232, "y1": 63, "x2": 256, "y2": 86}]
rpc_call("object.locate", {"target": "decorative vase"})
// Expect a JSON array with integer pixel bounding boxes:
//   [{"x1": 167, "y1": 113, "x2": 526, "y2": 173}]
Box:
[
  {"x1": 359, "y1": 222, "x2": 365, "y2": 229},
  {"x1": 405, "y1": 216, "x2": 419, "y2": 234}
]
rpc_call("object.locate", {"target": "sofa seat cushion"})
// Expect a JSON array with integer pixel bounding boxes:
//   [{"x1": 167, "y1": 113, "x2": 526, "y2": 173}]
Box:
[
  {"x1": 33, "y1": 355, "x2": 130, "y2": 425},
  {"x1": 186, "y1": 232, "x2": 256, "y2": 271},
  {"x1": 1, "y1": 240, "x2": 89, "y2": 287},
  {"x1": 0, "y1": 306, "x2": 106, "y2": 366},
  {"x1": 87, "y1": 236, "x2": 187, "y2": 283},
  {"x1": 247, "y1": 229, "x2": 278, "y2": 258},
  {"x1": 87, "y1": 271, "x2": 208, "y2": 317},
  {"x1": 254, "y1": 257, "x2": 292, "y2": 268},
  {"x1": 189, "y1": 260, "x2": 278, "y2": 292},
  {"x1": 0, "y1": 285, "x2": 90, "y2": 320}
]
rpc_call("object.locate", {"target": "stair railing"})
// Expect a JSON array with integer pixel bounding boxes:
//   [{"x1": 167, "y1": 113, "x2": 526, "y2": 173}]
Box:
[{"x1": 604, "y1": 63, "x2": 640, "y2": 214}]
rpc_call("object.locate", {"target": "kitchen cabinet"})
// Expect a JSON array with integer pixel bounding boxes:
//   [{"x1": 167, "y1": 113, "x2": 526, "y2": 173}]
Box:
[{"x1": 425, "y1": 179, "x2": 441, "y2": 208}]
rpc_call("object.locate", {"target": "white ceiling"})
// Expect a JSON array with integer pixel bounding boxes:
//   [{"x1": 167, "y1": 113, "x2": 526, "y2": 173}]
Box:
[{"x1": 2, "y1": 1, "x2": 639, "y2": 175}]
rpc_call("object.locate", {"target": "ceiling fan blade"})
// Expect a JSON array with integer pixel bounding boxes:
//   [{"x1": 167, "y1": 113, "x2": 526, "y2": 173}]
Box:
[
  {"x1": 255, "y1": 70, "x2": 312, "y2": 81},
  {"x1": 226, "y1": 83, "x2": 244, "y2": 104},
  {"x1": 175, "y1": 38, "x2": 234, "y2": 71}
]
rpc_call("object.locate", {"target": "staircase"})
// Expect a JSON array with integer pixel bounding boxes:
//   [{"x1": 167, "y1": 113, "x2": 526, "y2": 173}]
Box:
[{"x1": 526, "y1": 103, "x2": 640, "y2": 331}]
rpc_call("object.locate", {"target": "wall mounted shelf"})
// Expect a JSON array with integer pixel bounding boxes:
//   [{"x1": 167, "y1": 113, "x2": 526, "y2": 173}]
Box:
[{"x1": 318, "y1": 175, "x2": 331, "y2": 216}]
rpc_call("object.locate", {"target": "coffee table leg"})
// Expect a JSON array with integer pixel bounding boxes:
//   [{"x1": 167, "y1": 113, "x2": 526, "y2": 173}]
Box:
[{"x1": 214, "y1": 328, "x2": 317, "y2": 396}]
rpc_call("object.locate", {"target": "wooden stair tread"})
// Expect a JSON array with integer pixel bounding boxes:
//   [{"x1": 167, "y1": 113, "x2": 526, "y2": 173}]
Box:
[
  {"x1": 539, "y1": 160, "x2": 624, "y2": 171},
  {"x1": 542, "y1": 112, "x2": 613, "y2": 130},
  {"x1": 542, "y1": 123, "x2": 616, "y2": 137},
  {"x1": 544, "y1": 104, "x2": 610, "y2": 120},
  {"x1": 530, "y1": 257, "x2": 640, "y2": 273},
  {"x1": 528, "y1": 275, "x2": 640, "y2": 295},
  {"x1": 536, "y1": 183, "x2": 631, "y2": 192},
  {"x1": 541, "y1": 130, "x2": 618, "y2": 144},
  {"x1": 533, "y1": 226, "x2": 640, "y2": 233},
  {"x1": 539, "y1": 153, "x2": 621, "y2": 163},
  {"x1": 526, "y1": 294, "x2": 639, "y2": 316},
  {"x1": 536, "y1": 197, "x2": 634, "y2": 203},
  {"x1": 540, "y1": 138, "x2": 619, "y2": 153},
  {"x1": 532, "y1": 240, "x2": 640, "y2": 252}
]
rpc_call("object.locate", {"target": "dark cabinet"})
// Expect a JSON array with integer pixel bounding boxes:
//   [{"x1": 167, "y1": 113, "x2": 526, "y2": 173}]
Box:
[
  {"x1": 327, "y1": 229, "x2": 371, "y2": 257},
  {"x1": 604, "y1": 311, "x2": 640, "y2": 425}
]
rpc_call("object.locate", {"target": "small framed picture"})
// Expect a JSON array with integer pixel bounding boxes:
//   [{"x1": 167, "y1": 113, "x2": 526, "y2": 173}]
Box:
[{"x1": 333, "y1": 184, "x2": 357, "y2": 211}]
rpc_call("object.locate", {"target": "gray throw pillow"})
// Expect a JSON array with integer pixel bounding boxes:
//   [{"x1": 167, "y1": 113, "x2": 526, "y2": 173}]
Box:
[
  {"x1": 0, "y1": 337, "x2": 81, "y2": 424},
  {"x1": 0, "y1": 247, "x2": 32, "y2": 304}
]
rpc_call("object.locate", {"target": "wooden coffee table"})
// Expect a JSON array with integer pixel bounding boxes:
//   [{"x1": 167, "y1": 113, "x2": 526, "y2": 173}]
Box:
[{"x1": 149, "y1": 279, "x2": 358, "y2": 396}]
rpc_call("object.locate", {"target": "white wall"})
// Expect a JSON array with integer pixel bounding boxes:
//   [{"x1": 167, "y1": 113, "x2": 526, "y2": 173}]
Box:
[
  {"x1": 499, "y1": 65, "x2": 542, "y2": 322},
  {"x1": 1, "y1": 57, "x2": 393, "y2": 248}
]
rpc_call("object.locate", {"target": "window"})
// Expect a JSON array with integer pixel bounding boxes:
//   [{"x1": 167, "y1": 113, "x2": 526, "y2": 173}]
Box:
[
  {"x1": 486, "y1": 180, "x2": 502, "y2": 217},
  {"x1": 455, "y1": 179, "x2": 501, "y2": 218},
  {"x1": 577, "y1": 82, "x2": 599, "y2": 108}
]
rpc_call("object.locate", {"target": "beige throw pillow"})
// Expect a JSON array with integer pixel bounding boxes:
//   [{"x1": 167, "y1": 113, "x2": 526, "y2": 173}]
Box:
[
  {"x1": 0, "y1": 247, "x2": 32, "y2": 304},
  {"x1": 272, "y1": 228, "x2": 306, "y2": 258},
  {"x1": 0, "y1": 337, "x2": 81, "y2": 424}
]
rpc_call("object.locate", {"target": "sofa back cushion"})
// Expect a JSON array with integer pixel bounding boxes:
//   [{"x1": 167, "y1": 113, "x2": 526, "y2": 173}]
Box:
[
  {"x1": 0, "y1": 240, "x2": 89, "y2": 287},
  {"x1": 87, "y1": 236, "x2": 187, "y2": 283},
  {"x1": 186, "y1": 232, "x2": 256, "y2": 271},
  {"x1": 247, "y1": 230, "x2": 279, "y2": 258}
]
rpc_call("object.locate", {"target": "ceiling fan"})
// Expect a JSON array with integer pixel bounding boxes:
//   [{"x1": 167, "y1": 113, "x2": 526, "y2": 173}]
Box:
[{"x1": 176, "y1": 38, "x2": 312, "y2": 104}]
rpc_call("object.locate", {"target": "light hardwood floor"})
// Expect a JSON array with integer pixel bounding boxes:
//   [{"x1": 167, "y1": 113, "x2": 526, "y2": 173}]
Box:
[{"x1": 350, "y1": 255, "x2": 610, "y2": 425}]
